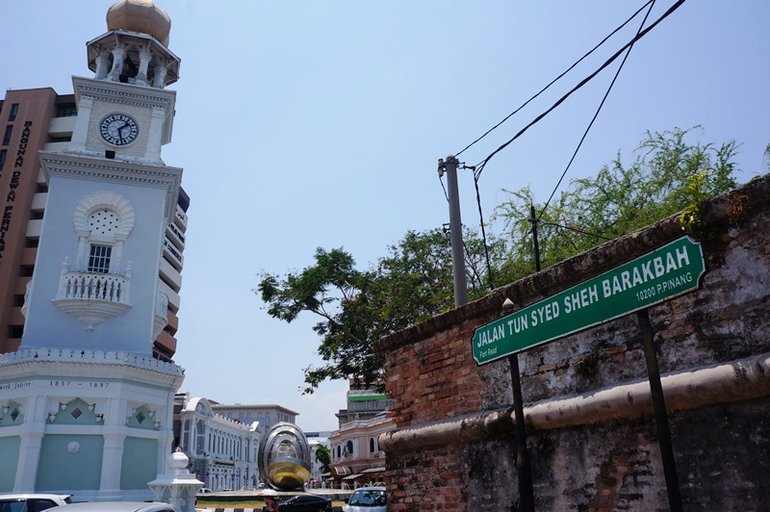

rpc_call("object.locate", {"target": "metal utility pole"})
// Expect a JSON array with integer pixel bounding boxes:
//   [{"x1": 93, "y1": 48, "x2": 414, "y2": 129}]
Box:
[{"x1": 439, "y1": 155, "x2": 468, "y2": 307}]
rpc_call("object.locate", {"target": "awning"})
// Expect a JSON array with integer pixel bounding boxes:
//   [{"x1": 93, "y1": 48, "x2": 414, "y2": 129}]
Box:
[
  {"x1": 343, "y1": 474, "x2": 363, "y2": 481},
  {"x1": 360, "y1": 467, "x2": 385, "y2": 474},
  {"x1": 330, "y1": 465, "x2": 352, "y2": 476}
]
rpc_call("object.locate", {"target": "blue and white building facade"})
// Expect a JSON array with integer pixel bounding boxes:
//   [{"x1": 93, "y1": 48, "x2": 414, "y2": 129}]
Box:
[{"x1": 0, "y1": 0, "x2": 186, "y2": 501}]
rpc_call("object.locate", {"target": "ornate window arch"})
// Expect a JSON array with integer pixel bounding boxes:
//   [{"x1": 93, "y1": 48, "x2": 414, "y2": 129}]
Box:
[{"x1": 73, "y1": 191, "x2": 135, "y2": 274}]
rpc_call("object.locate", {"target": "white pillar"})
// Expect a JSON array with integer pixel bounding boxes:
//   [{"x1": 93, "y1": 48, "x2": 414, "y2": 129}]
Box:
[
  {"x1": 152, "y1": 62, "x2": 168, "y2": 88},
  {"x1": 99, "y1": 433, "x2": 126, "y2": 497},
  {"x1": 15, "y1": 431, "x2": 44, "y2": 491},
  {"x1": 110, "y1": 46, "x2": 126, "y2": 82},
  {"x1": 145, "y1": 107, "x2": 166, "y2": 162},
  {"x1": 95, "y1": 49, "x2": 111, "y2": 80},
  {"x1": 136, "y1": 46, "x2": 152, "y2": 86},
  {"x1": 69, "y1": 96, "x2": 93, "y2": 153}
]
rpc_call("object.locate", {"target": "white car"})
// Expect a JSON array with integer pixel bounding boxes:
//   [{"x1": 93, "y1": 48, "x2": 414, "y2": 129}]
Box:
[
  {"x1": 0, "y1": 493, "x2": 72, "y2": 512},
  {"x1": 342, "y1": 487, "x2": 387, "y2": 512},
  {"x1": 48, "y1": 502, "x2": 174, "y2": 512}
]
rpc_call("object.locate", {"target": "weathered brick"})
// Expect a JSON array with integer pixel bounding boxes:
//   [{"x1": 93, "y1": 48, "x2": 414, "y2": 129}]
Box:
[{"x1": 376, "y1": 176, "x2": 770, "y2": 511}]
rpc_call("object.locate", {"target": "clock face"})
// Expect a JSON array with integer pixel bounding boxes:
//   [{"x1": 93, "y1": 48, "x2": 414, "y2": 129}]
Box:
[{"x1": 99, "y1": 113, "x2": 139, "y2": 146}]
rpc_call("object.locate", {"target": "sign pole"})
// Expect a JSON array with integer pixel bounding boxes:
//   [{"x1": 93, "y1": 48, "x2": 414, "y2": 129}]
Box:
[
  {"x1": 637, "y1": 309, "x2": 682, "y2": 512},
  {"x1": 508, "y1": 353, "x2": 535, "y2": 512}
]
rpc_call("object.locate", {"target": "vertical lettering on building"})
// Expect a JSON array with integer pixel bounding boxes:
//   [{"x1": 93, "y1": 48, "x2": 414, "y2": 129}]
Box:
[{"x1": 0, "y1": 121, "x2": 32, "y2": 263}]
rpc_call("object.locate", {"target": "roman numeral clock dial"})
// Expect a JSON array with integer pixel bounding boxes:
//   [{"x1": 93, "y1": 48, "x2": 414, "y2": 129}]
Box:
[{"x1": 99, "y1": 113, "x2": 139, "y2": 146}]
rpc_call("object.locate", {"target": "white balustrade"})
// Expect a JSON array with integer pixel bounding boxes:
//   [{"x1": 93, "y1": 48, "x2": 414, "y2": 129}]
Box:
[
  {"x1": 0, "y1": 348, "x2": 184, "y2": 376},
  {"x1": 57, "y1": 271, "x2": 131, "y2": 304}
]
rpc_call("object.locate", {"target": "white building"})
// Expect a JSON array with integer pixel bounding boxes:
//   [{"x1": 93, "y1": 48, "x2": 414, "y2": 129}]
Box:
[
  {"x1": 305, "y1": 432, "x2": 332, "y2": 486},
  {"x1": 210, "y1": 403, "x2": 298, "y2": 432},
  {"x1": 174, "y1": 394, "x2": 262, "y2": 491}
]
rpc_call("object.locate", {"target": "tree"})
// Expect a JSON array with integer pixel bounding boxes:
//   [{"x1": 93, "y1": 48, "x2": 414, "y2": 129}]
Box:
[
  {"x1": 257, "y1": 247, "x2": 376, "y2": 393},
  {"x1": 314, "y1": 444, "x2": 331, "y2": 474},
  {"x1": 259, "y1": 127, "x2": 743, "y2": 392},
  {"x1": 494, "y1": 127, "x2": 738, "y2": 278},
  {"x1": 256, "y1": 229, "x2": 496, "y2": 393}
]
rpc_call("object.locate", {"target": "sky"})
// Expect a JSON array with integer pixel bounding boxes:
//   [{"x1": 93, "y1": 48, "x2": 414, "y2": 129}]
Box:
[{"x1": 1, "y1": 1, "x2": 768, "y2": 431}]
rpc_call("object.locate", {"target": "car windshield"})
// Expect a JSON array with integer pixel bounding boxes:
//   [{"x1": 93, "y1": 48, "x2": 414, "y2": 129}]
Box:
[{"x1": 348, "y1": 490, "x2": 386, "y2": 507}]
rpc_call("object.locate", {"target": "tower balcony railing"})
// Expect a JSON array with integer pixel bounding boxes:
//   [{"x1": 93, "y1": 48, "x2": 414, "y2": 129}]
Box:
[
  {"x1": 51, "y1": 263, "x2": 133, "y2": 331},
  {"x1": 57, "y1": 270, "x2": 131, "y2": 303}
]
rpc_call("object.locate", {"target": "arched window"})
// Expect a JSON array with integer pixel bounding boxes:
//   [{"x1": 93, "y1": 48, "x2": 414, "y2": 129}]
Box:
[
  {"x1": 369, "y1": 437, "x2": 375, "y2": 453},
  {"x1": 73, "y1": 191, "x2": 135, "y2": 275},
  {"x1": 345, "y1": 440, "x2": 353, "y2": 456},
  {"x1": 337, "y1": 445, "x2": 341, "y2": 458}
]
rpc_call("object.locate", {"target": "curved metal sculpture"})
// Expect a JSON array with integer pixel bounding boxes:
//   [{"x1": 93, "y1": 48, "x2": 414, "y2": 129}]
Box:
[{"x1": 258, "y1": 422, "x2": 311, "y2": 491}]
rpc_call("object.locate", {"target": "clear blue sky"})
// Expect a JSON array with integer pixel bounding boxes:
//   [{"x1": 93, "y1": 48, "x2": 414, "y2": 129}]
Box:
[{"x1": 2, "y1": 1, "x2": 768, "y2": 431}]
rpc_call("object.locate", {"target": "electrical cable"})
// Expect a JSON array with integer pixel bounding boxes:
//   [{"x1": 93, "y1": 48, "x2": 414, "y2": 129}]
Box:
[
  {"x1": 438, "y1": 171, "x2": 449, "y2": 202},
  {"x1": 474, "y1": 0, "x2": 686, "y2": 177},
  {"x1": 538, "y1": 0, "x2": 657, "y2": 221},
  {"x1": 540, "y1": 222, "x2": 612, "y2": 241},
  {"x1": 471, "y1": 171, "x2": 495, "y2": 289},
  {"x1": 455, "y1": 0, "x2": 654, "y2": 158}
]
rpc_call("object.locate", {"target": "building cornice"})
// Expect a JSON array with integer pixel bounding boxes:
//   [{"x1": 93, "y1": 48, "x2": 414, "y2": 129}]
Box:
[
  {"x1": 73, "y1": 76, "x2": 176, "y2": 112},
  {"x1": 39, "y1": 151, "x2": 181, "y2": 223}
]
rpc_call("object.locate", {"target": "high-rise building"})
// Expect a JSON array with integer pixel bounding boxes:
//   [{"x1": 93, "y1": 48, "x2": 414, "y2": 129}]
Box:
[{"x1": 0, "y1": 0, "x2": 188, "y2": 500}]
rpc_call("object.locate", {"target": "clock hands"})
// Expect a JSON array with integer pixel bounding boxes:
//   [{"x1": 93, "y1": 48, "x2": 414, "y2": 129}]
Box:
[
  {"x1": 101, "y1": 115, "x2": 137, "y2": 145},
  {"x1": 118, "y1": 122, "x2": 130, "y2": 143}
]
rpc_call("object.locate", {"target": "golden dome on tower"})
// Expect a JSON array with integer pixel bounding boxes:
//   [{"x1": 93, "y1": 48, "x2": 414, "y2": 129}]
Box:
[{"x1": 106, "y1": 0, "x2": 171, "y2": 46}]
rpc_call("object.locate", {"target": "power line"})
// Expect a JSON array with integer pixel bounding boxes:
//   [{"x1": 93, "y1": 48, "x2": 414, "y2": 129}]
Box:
[
  {"x1": 538, "y1": 0, "x2": 657, "y2": 221},
  {"x1": 474, "y1": 0, "x2": 686, "y2": 178},
  {"x1": 455, "y1": 0, "x2": 654, "y2": 159}
]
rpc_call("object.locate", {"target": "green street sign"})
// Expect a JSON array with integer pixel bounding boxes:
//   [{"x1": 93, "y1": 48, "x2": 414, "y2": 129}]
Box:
[{"x1": 472, "y1": 236, "x2": 705, "y2": 365}]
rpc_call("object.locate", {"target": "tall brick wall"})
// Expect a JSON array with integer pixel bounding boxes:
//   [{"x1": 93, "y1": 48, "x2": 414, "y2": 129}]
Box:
[{"x1": 375, "y1": 174, "x2": 770, "y2": 511}]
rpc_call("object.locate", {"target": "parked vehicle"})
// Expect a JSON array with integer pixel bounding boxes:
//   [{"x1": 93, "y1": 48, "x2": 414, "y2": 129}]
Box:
[
  {"x1": 48, "y1": 502, "x2": 174, "y2": 512},
  {"x1": 0, "y1": 493, "x2": 72, "y2": 512},
  {"x1": 343, "y1": 487, "x2": 387, "y2": 512},
  {"x1": 196, "y1": 488, "x2": 213, "y2": 495},
  {"x1": 277, "y1": 494, "x2": 332, "y2": 512}
]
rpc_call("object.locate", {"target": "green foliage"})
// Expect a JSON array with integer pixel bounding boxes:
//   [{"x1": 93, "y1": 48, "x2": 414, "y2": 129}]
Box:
[
  {"x1": 256, "y1": 229, "x2": 495, "y2": 393},
  {"x1": 314, "y1": 444, "x2": 331, "y2": 473},
  {"x1": 494, "y1": 127, "x2": 738, "y2": 276},
  {"x1": 259, "y1": 127, "x2": 744, "y2": 392}
]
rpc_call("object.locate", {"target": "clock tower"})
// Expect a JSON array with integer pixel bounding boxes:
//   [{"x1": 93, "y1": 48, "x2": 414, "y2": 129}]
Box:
[{"x1": 0, "y1": 0, "x2": 187, "y2": 501}]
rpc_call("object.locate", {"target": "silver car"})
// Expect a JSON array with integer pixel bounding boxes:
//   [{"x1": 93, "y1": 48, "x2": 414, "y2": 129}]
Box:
[
  {"x1": 342, "y1": 487, "x2": 387, "y2": 512},
  {"x1": 49, "y1": 502, "x2": 174, "y2": 512}
]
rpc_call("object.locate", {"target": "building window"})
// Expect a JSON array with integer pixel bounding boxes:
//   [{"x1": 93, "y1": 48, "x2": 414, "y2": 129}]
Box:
[
  {"x1": 369, "y1": 438, "x2": 375, "y2": 453},
  {"x1": 2, "y1": 125, "x2": 12, "y2": 145},
  {"x1": 88, "y1": 244, "x2": 112, "y2": 273},
  {"x1": 55, "y1": 103, "x2": 77, "y2": 117},
  {"x1": 8, "y1": 103, "x2": 19, "y2": 121},
  {"x1": 0, "y1": 149, "x2": 6, "y2": 170}
]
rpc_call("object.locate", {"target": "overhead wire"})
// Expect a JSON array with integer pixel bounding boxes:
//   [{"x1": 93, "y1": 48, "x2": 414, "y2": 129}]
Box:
[
  {"x1": 537, "y1": 0, "x2": 658, "y2": 222},
  {"x1": 455, "y1": 0, "x2": 655, "y2": 159},
  {"x1": 473, "y1": 0, "x2": 686, "y2": 178}
]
